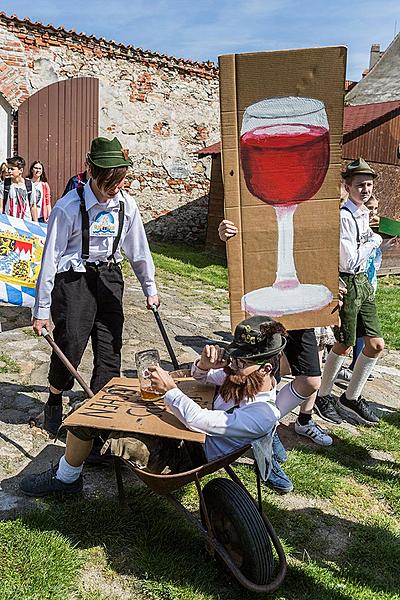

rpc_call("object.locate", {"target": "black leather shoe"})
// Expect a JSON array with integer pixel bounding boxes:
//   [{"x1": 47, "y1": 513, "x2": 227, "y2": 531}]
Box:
[
  {"x1": 338, "y1": 393, "x2": 380, "y2": 425},
  {"x1": 20, "y1": 464, "x2": 83, "y2": 498},
  {"x1": 314, "y1": 395, "x2": 343, "y2": 424}
]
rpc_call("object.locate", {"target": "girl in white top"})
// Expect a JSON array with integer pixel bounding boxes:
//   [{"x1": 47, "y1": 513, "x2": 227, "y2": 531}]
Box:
[{"x1": 28, "y1": 161, "x2": 52, "y2": 223}]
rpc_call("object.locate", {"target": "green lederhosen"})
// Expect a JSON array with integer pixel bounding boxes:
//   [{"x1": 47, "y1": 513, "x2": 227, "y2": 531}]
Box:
[{"x1": 334, "y1": 272, "x2": 382, "y2": 347}]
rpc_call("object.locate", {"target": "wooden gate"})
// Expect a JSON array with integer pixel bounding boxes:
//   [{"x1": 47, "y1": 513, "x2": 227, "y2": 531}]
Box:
[{"x1": 18, "y1": 77, "x2": 99, "y2": 202}]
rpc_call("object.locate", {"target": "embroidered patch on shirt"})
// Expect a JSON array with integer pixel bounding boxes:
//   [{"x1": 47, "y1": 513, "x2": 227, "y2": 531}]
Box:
[{"x1": 90, "y1": 211, "x2": 117, "y2": 237}]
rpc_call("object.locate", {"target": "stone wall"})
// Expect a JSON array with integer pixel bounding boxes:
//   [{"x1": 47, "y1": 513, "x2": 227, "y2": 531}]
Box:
[{"x1": 0, "y1": 13, "x2": 219, "y2": 243}]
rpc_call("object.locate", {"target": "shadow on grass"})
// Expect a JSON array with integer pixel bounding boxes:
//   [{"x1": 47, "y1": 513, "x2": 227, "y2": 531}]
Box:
[{"x1": 7, "y1": 459, "x2": 398, "y2": 600}]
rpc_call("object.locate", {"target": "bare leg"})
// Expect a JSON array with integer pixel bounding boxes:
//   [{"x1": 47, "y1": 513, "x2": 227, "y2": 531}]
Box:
[{"x1": 64, "y1": 431, "x2": 93, "y2": 467}]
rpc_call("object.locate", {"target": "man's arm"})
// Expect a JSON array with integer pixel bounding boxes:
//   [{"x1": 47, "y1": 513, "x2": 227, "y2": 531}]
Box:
[
  {"x1": 149, "y1": 365, "x2": 279, "y2": 438},
  {"x1": 32, "y1": 206, "x2": 72, "y2": 334},
  {"x1": 30, "y1": 202, "x2": 38, "y2": 222},
  {"x1": 340, "y1": 216, "x2": 381, "y2": 273},
  {"x1": 121, "y1": 199, "x2": 159, "y2": 307}
]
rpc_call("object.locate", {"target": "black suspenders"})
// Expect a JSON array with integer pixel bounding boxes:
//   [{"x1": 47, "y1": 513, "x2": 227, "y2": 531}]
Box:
[
  {"x1": 340, "y1": 206, "x2": 361, "y2": 273},
  {"x1": 77, "y1": 184, "x2": 125, "y2": 264}
]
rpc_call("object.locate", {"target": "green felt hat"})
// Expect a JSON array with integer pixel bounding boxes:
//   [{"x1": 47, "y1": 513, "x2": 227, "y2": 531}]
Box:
[
  {"x1": 342, "y1": 157, "x2": 377, "y2": 179},
  {"x1": 226, "y1": 316, "x2": 287, "y2": 362},
  {"x1": 87, "y1": 137, "x2": 133, "y2": 169}
]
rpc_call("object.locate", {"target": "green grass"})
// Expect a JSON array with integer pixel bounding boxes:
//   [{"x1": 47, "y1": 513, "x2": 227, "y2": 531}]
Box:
[
  {"x1": 0, "y1": 353, "x2": 21, "y2": 374},
  {"x1": 4, "y1": 411, "x2": 400, "y2": 600},
  {"x1": 0, "y1": 519, "x2": 81, "y2": 599},
  {"x1": 375, "y1": 276, "x2": 400, "y2": 349}
]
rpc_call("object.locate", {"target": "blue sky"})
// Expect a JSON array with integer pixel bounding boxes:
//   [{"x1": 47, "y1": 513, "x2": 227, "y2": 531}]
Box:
[{"x1": 1, "y1": 0, "x2": 399, "y2": 80}]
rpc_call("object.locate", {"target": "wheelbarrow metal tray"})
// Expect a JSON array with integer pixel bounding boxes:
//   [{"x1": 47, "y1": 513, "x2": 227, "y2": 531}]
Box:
[{"x1": 126, "y1": 445, "x2": 251, "y2": 495}]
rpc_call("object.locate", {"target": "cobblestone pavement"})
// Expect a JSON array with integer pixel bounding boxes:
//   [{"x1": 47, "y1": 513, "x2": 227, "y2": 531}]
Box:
[{"x1": 0, "y1": 276, "x2": 399, "y2": 517}]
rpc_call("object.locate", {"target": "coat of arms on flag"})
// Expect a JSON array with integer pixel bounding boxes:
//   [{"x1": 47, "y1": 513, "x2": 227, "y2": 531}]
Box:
[{"x1": 0, "y1": 214, "x2": 47, "y2": 308}]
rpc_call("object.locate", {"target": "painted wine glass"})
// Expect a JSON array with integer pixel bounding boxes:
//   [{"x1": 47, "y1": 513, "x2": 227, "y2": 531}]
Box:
[{"x1": 240, "y1": 96, "x2": 332, "y2": 316}]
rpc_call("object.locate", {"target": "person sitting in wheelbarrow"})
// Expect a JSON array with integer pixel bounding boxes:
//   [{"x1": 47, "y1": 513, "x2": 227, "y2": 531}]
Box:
[{"x1": 19, "y1": 316, "x2": 305, "y2": 498}]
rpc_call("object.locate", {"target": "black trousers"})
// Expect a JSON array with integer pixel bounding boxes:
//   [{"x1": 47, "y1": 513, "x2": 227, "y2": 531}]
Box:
[{"x1": 49, "y1": 263, "x2": 124, "y2": 394}]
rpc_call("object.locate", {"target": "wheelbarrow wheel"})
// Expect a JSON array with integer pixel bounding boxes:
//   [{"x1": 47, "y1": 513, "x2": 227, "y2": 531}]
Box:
[{"x1": 202, "y1": 477, "x2": 274, "y2": 585}]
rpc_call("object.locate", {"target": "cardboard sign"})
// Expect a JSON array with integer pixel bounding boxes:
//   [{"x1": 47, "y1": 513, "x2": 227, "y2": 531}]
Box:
[
  {"x1": 63, "y1": 377, "x2": 215, "y2": 443},
  {"x1": 219, "y1": 47, "x2": 347, "y2": 330}
]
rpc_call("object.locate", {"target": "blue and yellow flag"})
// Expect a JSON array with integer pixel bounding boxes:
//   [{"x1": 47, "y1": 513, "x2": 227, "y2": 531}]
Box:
[{"x1": 0, "y1": 214, "x2": 47, "y2": 307}]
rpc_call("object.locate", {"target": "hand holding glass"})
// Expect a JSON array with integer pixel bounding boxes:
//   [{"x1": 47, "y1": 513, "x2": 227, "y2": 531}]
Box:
[{"x1": 135, "y1": 349, "x2": 163, "y2": 400}]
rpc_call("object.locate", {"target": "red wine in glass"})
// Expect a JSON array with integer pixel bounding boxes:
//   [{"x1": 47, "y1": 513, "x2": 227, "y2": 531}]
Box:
[
  {"x1": 240, "y1": 123, "x2": 330, "y2": 205},
  {"x1": 239, "y1": 97, "x2": 333, "y2": 316}
]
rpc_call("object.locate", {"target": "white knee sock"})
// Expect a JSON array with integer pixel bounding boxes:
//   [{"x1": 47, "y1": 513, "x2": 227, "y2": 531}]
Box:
[
  {"x1": 276, "y1": 382, "x2": 311, "y2": 418},
  {"x1": 56, "y1": 455, "x2": 83, "y2": 483},
  {"x1": 318, "y1": 351, "x2": 346, "y2": 396},
  {"x1": 346, "y1": 353, "x2": 378, "y2": 400}
]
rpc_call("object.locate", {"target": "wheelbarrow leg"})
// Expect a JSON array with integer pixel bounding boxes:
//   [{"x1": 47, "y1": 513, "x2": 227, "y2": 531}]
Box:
[{"x1": 113, "y1": 456, "x2": 128, "y2": 509}]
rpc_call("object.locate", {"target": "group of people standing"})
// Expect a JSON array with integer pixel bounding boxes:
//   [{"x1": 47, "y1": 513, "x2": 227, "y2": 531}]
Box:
[
  {"x1": 0, "y1": 156, "x2": 52, "y2": 222},
  {"x1": 0, "y1": 136, "x2": 386, "y2": 500}
]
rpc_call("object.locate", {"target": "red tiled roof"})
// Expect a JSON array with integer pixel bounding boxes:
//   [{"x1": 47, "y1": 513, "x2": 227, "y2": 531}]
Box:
[
  {"x1": 344, "y1": 100, "x2": 400, "y2": 134},
  {"x1": 0, "y1": 11, "x2": 218, "y2": 75},
  {"x1": 198, "y1": 142, "x2": 221, "y2": 156},
  {"x1": 198, "y1": 101, "x2": 400, "y2": 155}
]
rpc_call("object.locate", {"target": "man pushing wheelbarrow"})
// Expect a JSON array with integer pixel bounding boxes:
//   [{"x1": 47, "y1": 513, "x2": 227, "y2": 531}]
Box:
[{"x1": 30, "y1": 136, "x2": 159, "y2": 436}]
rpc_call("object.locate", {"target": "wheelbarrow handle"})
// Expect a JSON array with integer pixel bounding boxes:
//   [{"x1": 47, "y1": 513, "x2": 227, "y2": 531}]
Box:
[
  {"x1": 41, "y1": 328, "x2": 94, "y2": 398},
  {"x1": 150, "y1": 305, "x2": 179, "y2": 370}
]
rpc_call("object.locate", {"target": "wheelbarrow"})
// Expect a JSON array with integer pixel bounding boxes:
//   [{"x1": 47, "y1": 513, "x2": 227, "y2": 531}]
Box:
[{"x1": 37, "y1": 309, "x2": 287, "y2": 592}]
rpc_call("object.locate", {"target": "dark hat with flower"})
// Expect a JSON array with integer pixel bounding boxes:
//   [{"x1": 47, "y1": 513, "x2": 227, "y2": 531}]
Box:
[
  {"x1": 342, "y1": 157, "x2": 377, "y2": 179},
  {"x1": 87, "y1": 136, "x2": 132, "y2": 169},
  {"x1": 226, "y1": 316, "x2": 287, "y2": 362}
]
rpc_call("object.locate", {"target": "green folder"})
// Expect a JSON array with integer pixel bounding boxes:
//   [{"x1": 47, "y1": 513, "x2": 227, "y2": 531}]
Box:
[{"x1": 379, "y1": 216, "x2": 400, "y2": 237}]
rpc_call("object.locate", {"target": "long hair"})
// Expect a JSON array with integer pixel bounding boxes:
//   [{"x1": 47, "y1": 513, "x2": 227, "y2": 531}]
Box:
[
  {"x1": 0, "y1": 162, "x2": 7, "y2": 181},
  {"x1": 28, "y1": 161, "x2": 48, "y2": 182},
  {"x1": 219, "y1": 366, "x2": 266, "y2": 406}
]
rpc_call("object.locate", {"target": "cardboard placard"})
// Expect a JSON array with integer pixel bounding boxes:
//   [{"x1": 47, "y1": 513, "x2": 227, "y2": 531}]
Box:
[
  {"x1": 63, "y1": 377, "x2": 215, "y2": 443},
  {"x1": 219, "y1": 46, "x2": 347, "y2": 330}
]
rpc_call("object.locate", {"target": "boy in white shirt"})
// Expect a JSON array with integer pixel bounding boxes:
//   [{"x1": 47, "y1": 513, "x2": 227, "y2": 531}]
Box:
[
  {"x1": 31, "y1": 137, "x2": 159, "y2": 436},
  {"x1": 316, "y1": 158, "x2": 384, "y2": 425},
  {"x1": 0, "y1": 155, "x2": 38, "y2": 221}
]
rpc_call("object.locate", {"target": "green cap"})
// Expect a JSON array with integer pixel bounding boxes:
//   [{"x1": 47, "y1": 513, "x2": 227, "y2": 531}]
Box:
[
  {"x1": 342, "y1": 157, "x2": 377, "y2": 179},
  {"x1": 87, "y1": 137, "x2": 133, "y2": 169},
  {"x1": 226, "y1": 316, "x2": 287, "y2": 362}
]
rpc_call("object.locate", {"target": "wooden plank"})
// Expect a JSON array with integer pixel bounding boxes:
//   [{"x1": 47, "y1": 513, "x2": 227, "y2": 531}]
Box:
[
  {"x1": 38, "y1": 86, "x2": 48, "y2": 169},
  {"x1": 48, "y1": 82, "x2": 59, "y2": 200},
  {"x1": 64, "y1": 79, "x2": 72, "y2": 187},
  {"x1": 56, "y1": 80, "x2": 66, "y2": 202}
]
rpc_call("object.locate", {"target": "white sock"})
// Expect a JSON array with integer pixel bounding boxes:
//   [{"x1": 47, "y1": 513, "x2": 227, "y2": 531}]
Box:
[
  {"x1": 276, "y1": 382, "x2": 311, "y2": 418},
  {"x1": 319, "y1": 351, "x2": 346, "y2": 396},
  {"x1": 346, "y1": 353, "x2": 378, "y2": 400},
  {"x1": 56, "y1": 455, "x2": 83, "y2": 484}
]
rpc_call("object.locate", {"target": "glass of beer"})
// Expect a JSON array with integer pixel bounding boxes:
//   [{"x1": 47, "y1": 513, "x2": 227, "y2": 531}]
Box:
[{"x1": 135, "y1": 349, "x2": 163, "y2": 400}]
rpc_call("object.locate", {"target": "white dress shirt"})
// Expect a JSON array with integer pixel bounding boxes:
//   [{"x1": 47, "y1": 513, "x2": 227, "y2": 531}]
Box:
[
  {"x1": 33, "y1": 181, "x2": 157, "y2": 320},
  {"x1": 339, "y1": 199, "x2": 382, "y2": 274},
  {"x1": 163, "y1": 362, "x2": 280, "y2": 461}
]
